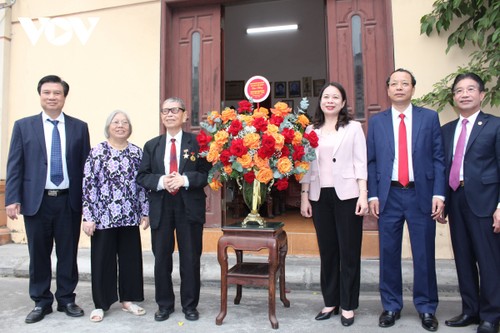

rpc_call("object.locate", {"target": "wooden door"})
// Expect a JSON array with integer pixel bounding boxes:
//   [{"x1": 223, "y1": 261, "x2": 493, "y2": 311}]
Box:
[
  {"x1": 161, "y1": 3, "x2": 222, "y2": 227},
  {"x1": 326, "y1": 0, "x2": 394, "y2": 230}
]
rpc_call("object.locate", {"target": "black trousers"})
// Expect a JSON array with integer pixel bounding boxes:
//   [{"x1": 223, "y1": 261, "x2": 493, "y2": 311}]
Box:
[
  {"x1": 24, "y1": 193, "x2": 81, "y2": 308},
  {"x1": 311, "y1": 187, "x2": 362, "y2": 310},
  {"x1": 151, "y1": 193, "x2": 203, "y2": 311},
  {"x1": 90, "y1": 226, "x2": 144, "y2": 310},
  {"x1": 448, "y1": 187, "x2": 500, "y2": 324}
]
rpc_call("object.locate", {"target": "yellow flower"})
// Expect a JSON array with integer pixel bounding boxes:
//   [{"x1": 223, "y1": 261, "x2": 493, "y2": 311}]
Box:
[
  {"x1": 271, "y1": 102, "x2": 292, "y2": 117},
  {"x1": 292, "y1": 131, "x2": 303, "y2": 145},
  {"x1": 271, "y1": 132, "x2": 285, "y2": 151},
  {"x1": 221, "y1": 108, "x2": 237, "y2": 123},
  {"x1": 276, "y1": 157, "x2": 292, "y2": 174},
  {"x1": 243, "y1": 133, "x2": 261, "y2": 149},
  {"x1": 256, "y1": 167, "x2": 274, "y2": 184},
  {"x1": 297, "y1": 114, "x2": 310, "y2": 128},
  {"x1": 209, "y1": 178, "x2": 223, "y2": 190},
  {"x1": 214, "y1": 130, "x2": 229, "y2": 146},
  {"x1": 237, "y1": 154, "x2": 253, "y2": 169},
  {"x1": 207, "y1": 110, "x2": 220, "y2": 125},
  {"x1": 295, "y1": 173, "x2": 304, "y2": 181},
  {"x1": 266, "y1": 124, "x2": 279, "y2": 134},
  {"x1": 240, "y1": 115, "x2": 253, "y2": 126}
]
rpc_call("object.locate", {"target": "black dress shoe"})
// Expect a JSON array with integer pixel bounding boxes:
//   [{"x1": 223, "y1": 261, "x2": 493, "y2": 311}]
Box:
[
  {"x1": 154, "y1": 307, "x2": 174, "y2": 321},
  {"x1": 341, "y1": 314, "x2": 355, "y2": 326},
  {"x1": 445, "y1": 313, "x2": 480, "y2": 327},
  {"x1": 25, "y1": 306, "x2": 53, "y2": 324},
  {"x1": 57, "y1": 303, "x2": 84, "y2": 317},
  {"x1": 379, "y1": 310, "x2": 401, "y2": 328},
  {"x1": 314, "y1": 307, "x2": 339, "y2": 320},
  {"x1": 477, "y1": 321, "x2": 499, "y2": 333},
  {"x1": 183, "y1": 308, "x2": 199, "y2": 321},
  {"x1": 420, "y1": 313, "x2": 439, "y2": 332}
]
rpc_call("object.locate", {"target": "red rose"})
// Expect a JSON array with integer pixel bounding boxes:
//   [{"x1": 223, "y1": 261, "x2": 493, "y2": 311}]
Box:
[
  {"x1": 280, "y1": 145, "x2": 290, "y2": 157},
  {"x1": 196, "y1": 130, "x2": 212, "y2": 149},
  {"x1": 305, "y1": 131, "x2": 319, "y2": 148},
  {"x1": 220, "y1": 149, "x2": 232, "y2": 166},
  {"x1": 228, "y1": 119, "x2": 243, "y2": 136},
  {"x1": 229, "y1": 138, "x2": 248, "y2": 157},
  {"x1": 292, "y1": 145, "x2": 305, "y2": 161},
  {"x1": 237, "y1": 100, "x2": 253, "y2": 113},
  {"x1": 274, "y1": 178, "x2": 289, "y2": 191},
  {"x1": 270, "y1": 115, "x2": 284, "y2": 127},
  {"x1": 243, "y1": 171, "x2": 255, "y2": 183},
  {"x1": 261, "y1": 134, "x2": 276, "y2": 150},
  {"x1": 282, "y1": 128, "x2": 295, "y2": 144},
  {"x1": 252, "y1": 117, "x2": 268, "y2": 132}
]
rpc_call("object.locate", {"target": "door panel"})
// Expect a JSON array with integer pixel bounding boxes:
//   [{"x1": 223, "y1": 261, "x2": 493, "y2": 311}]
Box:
[{"x1": 163, "y1": 3, "x2": 222, "y2": 228}]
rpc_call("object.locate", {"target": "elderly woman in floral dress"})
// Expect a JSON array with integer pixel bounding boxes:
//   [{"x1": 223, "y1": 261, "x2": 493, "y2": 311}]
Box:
[{"x1": 82, "y1": 110, "x2": 149, "y2": 322}]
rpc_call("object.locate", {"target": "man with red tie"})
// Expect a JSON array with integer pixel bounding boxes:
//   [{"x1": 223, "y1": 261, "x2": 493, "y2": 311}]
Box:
[
  {"x1": 137, "y1": 97, "x2": 211, "y2": 322},
  {"x1": 367, "y1": 69, "x2": 446, "y2": 331},
  {"x1": 441, "y1": 73, "x2": 500, "y2": 333}
]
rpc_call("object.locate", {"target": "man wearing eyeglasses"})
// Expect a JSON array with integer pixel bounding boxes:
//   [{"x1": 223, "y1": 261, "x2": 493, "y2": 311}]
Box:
[
  {"x1": 440, "y1": 73, "x2": 500, "y2": 333},
  {"x1": 137, "y1": 97, "x2": 211, "y2": 322}
]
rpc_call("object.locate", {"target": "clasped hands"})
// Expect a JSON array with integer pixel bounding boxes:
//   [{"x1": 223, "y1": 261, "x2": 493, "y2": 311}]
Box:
[{"x1": 163, "y1": 171, "x2": 184, "y2": 193}]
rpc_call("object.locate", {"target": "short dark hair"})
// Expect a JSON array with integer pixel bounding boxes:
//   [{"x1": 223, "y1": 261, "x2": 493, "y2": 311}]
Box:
[
  {"x1": 37, "y1": 75, "x2": 70, "y2": 97},
  {"x1": 451, "y1": 72, "x2": 485, "y2": 93},
  {"x1": 386, "y1": 68, "x2": 416, "y2": 87},
  {"x1": 312, "y1": 82, "x2": 352, "y2": 130}
]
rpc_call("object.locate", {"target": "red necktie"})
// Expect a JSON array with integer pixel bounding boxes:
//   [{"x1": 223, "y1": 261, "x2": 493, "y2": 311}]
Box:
[
  {"x1": 170, "y1": 138, "x2": 178, "y2": 194},
  {"x1": 398, "y1": 113, "x2": 409, "y2": 186}
]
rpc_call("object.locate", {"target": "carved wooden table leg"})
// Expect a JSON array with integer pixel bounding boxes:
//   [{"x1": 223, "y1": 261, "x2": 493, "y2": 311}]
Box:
[{"x1": 215, "y1": 238, "x2": 228, "y2": 325}]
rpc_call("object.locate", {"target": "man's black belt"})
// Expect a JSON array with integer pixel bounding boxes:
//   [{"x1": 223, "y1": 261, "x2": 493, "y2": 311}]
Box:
[
  {"x1": 391, "y1": 181, "x2": 415, "y2": 189},
  {"x1": 44, "y1": 189, "x2": 69, "y2": 197}
]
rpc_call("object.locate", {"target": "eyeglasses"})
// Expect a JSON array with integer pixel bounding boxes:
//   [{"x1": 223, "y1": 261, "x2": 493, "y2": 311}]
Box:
[
  {"x1": 111, "y1": 120, "x2": 130, "y2": 126},
  {"x1": 388, "y1": 81, "x2": 411, "y2": 88},
  {"x1": 453, "y1": 86, "x2": 479, "y2": 96},
  {"x1": 160, "y1": 107, "x2": 185, "y2": 115}
]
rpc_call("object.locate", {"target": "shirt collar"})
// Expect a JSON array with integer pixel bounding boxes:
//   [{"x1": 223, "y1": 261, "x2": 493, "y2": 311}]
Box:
[
  {"x1": 42, "y1": 111, "x2": 65, "y2": 123},
  {"x1": 391, "y1": 104, "x2": 412, "y2": 121},
  {"x1": 459, "y1": 110, "x2": 480, "y2": 126}
]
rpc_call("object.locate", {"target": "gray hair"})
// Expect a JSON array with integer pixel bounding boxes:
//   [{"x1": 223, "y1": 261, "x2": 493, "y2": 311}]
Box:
[
  {"x1": 163, "y1": 97, "x2": 186, "y2": 110},
  {"x1": 104, "y1": 110, "x2": 133, "y2": 139}
]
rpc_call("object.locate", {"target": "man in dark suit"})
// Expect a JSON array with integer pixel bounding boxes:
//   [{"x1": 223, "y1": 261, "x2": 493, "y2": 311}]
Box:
[
  {"x1": 5, "y1": 75, "x2": 90, "y2": 323},
  {"x1": 367, "y1": 68, "x2": 446, "y2": 332},
  {"x1": 137, "y1": 97, "x2": 210, "y2": 322},
  {"x1": 440, "y1": 73, "x2": 500, "y2": 333}
]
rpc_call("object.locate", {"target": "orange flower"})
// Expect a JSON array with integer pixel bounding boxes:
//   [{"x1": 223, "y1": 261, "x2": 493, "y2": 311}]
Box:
[
  {"x1": 223, "y1": 164, "x2": 233, "y2": 175},
  {"x1": 256, "y1": 167, "x2": 274, "y2": 184},
  {"x1": 297, "y1": 114, "x2": 310, "y2": 128},
  {"x1": 237, "y1": 154, "x2": 253, "y2": 169},
  {"x1": 253, "y1": 107, "x2": 269, "y2": 118},
  {"x1": 209, "y1": 178, "x2": 223, "y2": 190},
  {"x1": 276, "y1": 157, "x2": 293, "y2": 174},
  {"x1": 295, "y1": 160, "x2": 310, "y2": 171},
  {"x1": 254, "y1": 155, "x2": 270, "y2": 169},
  {"x1": 206, "y1": 145, "x2": 221, "y2": 163},
  {"x1": 295, "y1": 173, "x2": 304, "y2": 181},
  {"x1": 271, "y1": 102, "x2": 292, "y2": 117},
  {"x1": 240, "y1": 114, "x2": 253, "y2": 126},
  {"x1": 243, "y1": 133, "x2": 261, "y2": 149},
  {"x1": 271, "y1": 133, "x2": 285, "y2": 151},
  {"x1": 221, "y1": 108, "x2": 237, "y2": 123},
  {"x1": 214, "y1": 130, "x2": 229, "y2": 146},
  {"x1": 207, "y1": 110, "x2": 221, "y2": 125},
  {"x1": 292, "y1": 131, "x2": 303, "y2": 145}
]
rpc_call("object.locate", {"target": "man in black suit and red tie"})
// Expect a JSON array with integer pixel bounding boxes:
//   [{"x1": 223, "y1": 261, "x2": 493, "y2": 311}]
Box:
[
  {"x1": 440, "y1": 73, "x2": 500, "y2": 333},
  {"x1": 137, "y1": 97, "x2": 211, "y2": 322},
  {"x1": 5, "y1": 75, "x2": 90, "y2": 323}
]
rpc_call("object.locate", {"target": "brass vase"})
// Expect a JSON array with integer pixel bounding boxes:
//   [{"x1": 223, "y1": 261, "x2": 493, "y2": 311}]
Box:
[{"x1": 237, "y1": 178, "x2": 269, "y2": 226}]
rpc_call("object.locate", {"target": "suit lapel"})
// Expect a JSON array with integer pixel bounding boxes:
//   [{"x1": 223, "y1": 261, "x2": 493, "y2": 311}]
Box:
[
  {"x1": 331, "y1": 125, "x2": 347, "y2": 157},
  {"x1": 466, "y1": 111, "x2": 487, "y2": 154},
  {"x1": 31, "y1": 113, "x2": 47, "y2": 159},
  {"x1": 411, "y1": 106, "x2": 423, "y2": 153},
  {"x1": 156, "y1": 134, "x2": 167, "y2": 174},
  {"x1": 64, "y1": 113, "x2": 73, "y2": 158},
  {"x1": 381, "y1": 109, "x2": 395, "y2": 155},
  {"x1": 446, "y1": 118, "x2": 459, "y2": 164},
  {"x1": 179, "y1": 131, "x2": 191, "y2": 172}
]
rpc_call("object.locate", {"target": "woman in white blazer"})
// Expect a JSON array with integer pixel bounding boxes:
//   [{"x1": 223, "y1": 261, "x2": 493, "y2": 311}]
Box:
[{"x1": 300, "y1": 82, "x2": 368, "y2": 326}]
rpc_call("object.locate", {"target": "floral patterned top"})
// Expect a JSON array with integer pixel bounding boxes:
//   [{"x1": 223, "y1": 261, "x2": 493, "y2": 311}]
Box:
[{"x1": 82, "y1": 141, "x2": 149, "y2": 229}]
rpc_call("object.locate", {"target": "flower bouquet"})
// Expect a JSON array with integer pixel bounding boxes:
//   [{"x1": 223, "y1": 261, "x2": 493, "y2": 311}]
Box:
[{"x1": 197, "y1": 98, "x2": 318, "y2": 225}]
